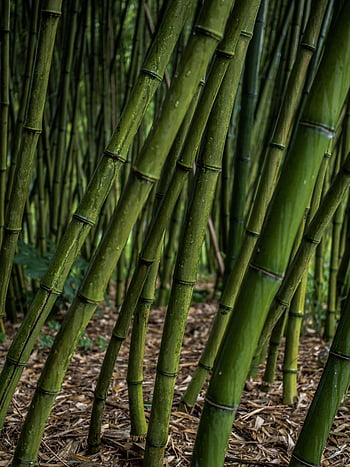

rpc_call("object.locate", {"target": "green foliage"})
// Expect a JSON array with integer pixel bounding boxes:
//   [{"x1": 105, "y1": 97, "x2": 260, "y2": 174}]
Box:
[
  {"x1": 37, "y1": 319, "x2": 105, "y2": 351},
  {"x1": 191, "y1": 288, "x2": 210, "y2": 303},
  {"x1": 14, "y1": 240, "x2": 88, "y2": 310}
]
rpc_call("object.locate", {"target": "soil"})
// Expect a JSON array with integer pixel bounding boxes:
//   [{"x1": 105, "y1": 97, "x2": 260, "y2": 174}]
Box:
[{"x1": 1, "y1": 298, "x2": 349, "y2": 466}]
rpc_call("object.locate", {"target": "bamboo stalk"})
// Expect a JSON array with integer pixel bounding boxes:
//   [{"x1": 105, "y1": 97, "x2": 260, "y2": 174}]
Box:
[
  {"x1": 181, "y1": 0, "x2": 328, "y2": 410},
  {"x1": 0, "y1": 0, "x2": 62, "y2": 319},
  {"x1": 10, "y1": 1, "x2": 234, "y2": 463},
  {"x1": 289, "y1": 284, "x2": 350, "y2": 466},
  {"x1": 191, "y1": 6, "x2": 350, "y2": 464},
  {"x1": 0, "y1": 0, "x2": 191, "y2": 430}
]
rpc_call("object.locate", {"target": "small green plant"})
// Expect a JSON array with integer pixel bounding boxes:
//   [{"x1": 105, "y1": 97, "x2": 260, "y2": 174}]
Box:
[
  {"x1": 95, "y1": 336, "x2": 108, "y2": 351},
  {"x1": 14, "y1": 240, "x2": 88, "y2": 311}
]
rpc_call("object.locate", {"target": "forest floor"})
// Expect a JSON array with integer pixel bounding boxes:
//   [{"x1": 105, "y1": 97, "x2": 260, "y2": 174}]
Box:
[{"x1": 1, "y1": 294, "x2": 350, "y2": 466}]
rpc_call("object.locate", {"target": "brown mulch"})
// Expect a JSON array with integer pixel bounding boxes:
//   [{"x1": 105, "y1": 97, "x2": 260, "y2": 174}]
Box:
[{"x1": 1, "y1": 298, "x2": 349, "y2": 466}]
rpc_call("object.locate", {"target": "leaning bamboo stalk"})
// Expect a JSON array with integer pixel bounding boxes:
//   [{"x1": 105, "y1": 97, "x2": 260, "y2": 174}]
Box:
[
  {"x1": 144, "y1": 6, "x2": 262, "y2": 465},
  {"x1": 0, "y1": 0, "x2": 191, "y2": 430},
  {"x1": 192, "y1": 6, "x2": 350, "y2": 464},
  {"x1": 10, "y1": 2, "x2": 234, "y2": 463},
  {"x1": 289, "y1": 286, "x2": 350, "y2": 466},
  {"x1": 87, "y1": 87, "x2": 202, "y2": 453},
  {"x1": 87, "y1": 0, "x2": 247, "y2": 451},
  {"x1": 261, "y1": 148, "x2": 331, "y2": 390},
  {"x1": 180, "y1": 0, "x2": 328, "y2": 410}
]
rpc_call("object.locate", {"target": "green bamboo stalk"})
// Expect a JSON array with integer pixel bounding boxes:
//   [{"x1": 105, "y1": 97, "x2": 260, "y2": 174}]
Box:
[
  {"x1": 282, "y1": 273, "x2": 307, "y2": 404},
  {"x1": 261, "y1": 146, "x2": 331, "y2": 387},
  {"x1": 51, "y1": 0, "x2": 79, "y2": 240},
  {"x1": 87, "y1": 81, "x2": 202, "y2": 454},
  {"x1": 251, "y1": 2, "x2": 294, "y2": 161},
  {"x1": 6, "y1": 0, "x2": 40, "y2": 210},
  {"x1": 259, "y1": 309, "x2": 287, "y2": 388},
  {"x1": 192, "y1": 6, "x2": 350, "y2": 464},
  {"x1": 144, "y1": 57, "x2": 245, "y2": 467},
  {"x1": 10, "y1": 2, "x2": 234, "y2": 463},
  {"x1": 225, "y1": 0, "x2": 265, "y2": 274},
  {"x1": 144, "y1": 7, "x2": 262, "y2": 465},
  {"x1": 280, "y1": 149, "x2": 331, "y2": 402},
  {"x1": 0, "y1": 0, "x2": 62, "y2": 318},
  {"x1": 259, "y1": 207, "x2": 308, "y2": 387},
  {"x1": 0, "y1": 0, "x2": 10, "y2": 247},
  {"x1": 0, "y1": 0, "x2": 191, "y2": 431},
  {"x1": 289, "y1": 288, "x2": 350, "y2": 466},
  {"x1": 157, "y1": 192, "x2": 184, "y2": 306},
  {"x1": 127, "y1": 259, "x2": 159, "y2": 439},
  {"x1": 180, "y1": 0, "x2": 329, "y2": 410},
  {"x1": 256, "y1": 148, "x2": 350, "y2": 367},
  {"x1": 324, "y1": 176, "x2": 345, "y2": 341},
  {"x1": 87, "y1": 0, "x2": 248, "y2": 449}
]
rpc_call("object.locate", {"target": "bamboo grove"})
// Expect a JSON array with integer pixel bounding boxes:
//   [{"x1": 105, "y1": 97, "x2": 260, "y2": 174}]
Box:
[{"x1": 0, "y1": 1, "x2": 349, "y2": 465}]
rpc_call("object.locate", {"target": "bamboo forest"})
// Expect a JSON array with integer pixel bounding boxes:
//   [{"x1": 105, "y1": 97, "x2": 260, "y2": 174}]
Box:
[{"x1": 1, "y1": 0, "x2": 350, "y2": 465}]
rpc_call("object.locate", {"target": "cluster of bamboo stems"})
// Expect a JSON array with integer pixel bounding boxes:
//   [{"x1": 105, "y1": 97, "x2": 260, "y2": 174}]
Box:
[{"x1": 0, "y1": 1, "x2": 349, "y2": 466}]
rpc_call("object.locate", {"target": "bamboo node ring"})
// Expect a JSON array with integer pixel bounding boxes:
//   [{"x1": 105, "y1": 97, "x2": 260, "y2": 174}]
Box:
[
  {"x1": 205, "y1": 396, "x2": 237, "y2": 412},
  {"x1": 37, "y1": 386, "x2": 60, "y2": 396},
  {"x1": 42, "y1": 9, "x2": 62, "y2": 17},
  {"x1": 174, "y1": 278, "x2": 196, "y2": 287},
  {"x1": 196, "y1": 161, "x2": 222, "y2": 173},
  {"x1": 73, "y1": 213, "x2": 95, "y2": 226},
  {"x1": 215, "y1": 49, "x2": 235, "y2": 59},
  {"x1": 270, "y1": 142, "x2": 285, "y2": 150},
  {"x1": 139, "y1": 297, "x2": 153, "y2": 304},
  {"x1": 40, "y1": 283, "x2": 62, "y2": 295},
  {"x1": 275, "y1": 295, "x2": 290, "y2": 307},
  {"x1": 198, "y1": 362, "x2": 212, "y2": 371},
  {"x1": 156, "y1": 367, "x2": 177, "y2": 378},
  {"x1": 304, "y1": 235, "x2": 320, "y2": 245},
  {"x1": 77, "y1": 292, "x2": 102, "y2": 304},
  {"x1": 246, "y1": 229, "x2": 260, "y2": 238},
  {"x1": 176, "y1": 160, "x2": 193, "y2": 172},
  {"x1": 4, "y1": 226, "x2": 22, "y2": 233},
  {"x1": 328, "y1": 349, "x2": 350, "y2": 361},
  {"x1": 291, "y1": 453, "x2": 318, "y2": 467},
  {"x1": 249, "y1": 263, "x2": 284, "y2": 281},
  {"x1": 141, "y1": 68, "x2": 163, "y2": 82},
  {"x1": 127, "y1": 379, "x2": 144, "y2": 386},
  {"x1": 23, "y1": 125, "x2": 42, "y2": 134},
  {"x1": 219, "y1": 304, "x2": 233, "y2": 315},
  {"x1": 288, "y1": 311, "x2": 303, "y2": 319},
  {"x1": 299, "y1": 120, "x2": 335, "y2": 138},
  {"x1": 103, "y1": 150, "x2": 126, "y2": 163},
  {"x1": 132, "y1": 168, "x2": 159, "y2": 184},
  {"x1": 6, "y1": 356, "x2": 27, "y2": 367},
  {"x1": 194, "y1": 25, "x2": 223, "y2": 42},
  {"x1": 300, "y1": 42, "x2": 316, "y2": 52},
  {"x1": 139, "y1": 255, "x2": 155, "y2": 266}
]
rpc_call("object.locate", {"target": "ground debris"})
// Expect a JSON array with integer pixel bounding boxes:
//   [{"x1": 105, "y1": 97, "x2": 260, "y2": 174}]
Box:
[{"x1": 1, "y1": 298, "x2": 349, "y2": 466}]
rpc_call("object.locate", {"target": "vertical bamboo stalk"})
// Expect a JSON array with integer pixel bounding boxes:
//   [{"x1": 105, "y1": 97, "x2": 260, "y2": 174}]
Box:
[
  {"x1": 192, "y1": 7, "x2": 350, "y2": 464},
  {"x1": 0, "y1": 0, "x2": 62, "y2": 318},
  {"x1": 0, "y1": 0, "x2": 10, "y2": 247}
]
